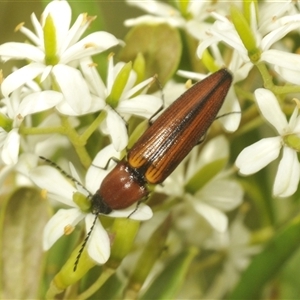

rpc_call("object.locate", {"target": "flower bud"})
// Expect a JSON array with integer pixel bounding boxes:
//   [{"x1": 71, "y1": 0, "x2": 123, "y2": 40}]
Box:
[
  {"x1": 107, "y1": 61, "x2": 132, "y2": 108},
  {"x1": 230, "y1": 4, "x2": 261, "y2": 63},
  {"x1": 43, "y1": 14, "x2": 59, "y2": 65}
]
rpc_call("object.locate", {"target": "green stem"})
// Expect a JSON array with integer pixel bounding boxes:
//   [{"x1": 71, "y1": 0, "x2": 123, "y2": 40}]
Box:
[
  {"x1": 19, "y1": 110, "x2": 106, "y2": 168},
  {"x1": 60, "y1": 116, "x2": 91, "y2": 168},
  {"x1": 20, "y1": 121, "x2": 91, "y2": 169},
  {"x1": 19, "y1": 110, "x2": 107, "y2": 169},
  {"x1": 256, "y1": 63, "x2": 300, "y2": 95},
  {"x1": 76, "y1": 268, "x2": 115, "y2": 300},
  {"x1": 19, "y1": 125, "x2": 65, "y2": 135},
  {"x1": 79, "y1": 110, "x2": 107, "y2": 142}
]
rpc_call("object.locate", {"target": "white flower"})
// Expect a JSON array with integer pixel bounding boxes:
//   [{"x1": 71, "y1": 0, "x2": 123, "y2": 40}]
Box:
[
  {"x1": 203, "y1": 214, "x2": 261, "y2": 298},
  {"x1": 125, "y1": 0, "x2": 185, "y2": 27},
  {"x1": 258, "y1": 0, "x2": 300, "y2": 35},
  {"x1": 157, "y1": 136, "x2": 243, "y2": 232},
  {"x1": 0, "y1": 86, "x2": 64, "y2": 165},
  {"x1": 29, "y1": 145, "x2": 153, "y2": 265},
  {"x1": 125, "y1": 0, "x2": 229, "y2": 30},
  {"x1": 79, "y1": 56, "x2": 162, "y2": 151},
  {"x1": 0, "y1": 0, "x2": 119, "y2": 115},
  {"x1": 0, "y1": 113, "x2": 68, "y2": 189},
  {"x1": 236, "y1": 88, "x2": 300, "y2": 197},
  {"x1": 196, "y1": 4, "x2": 300, "y2": 84}
]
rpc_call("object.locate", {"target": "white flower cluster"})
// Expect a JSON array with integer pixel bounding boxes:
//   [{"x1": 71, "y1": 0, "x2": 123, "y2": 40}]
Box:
[
  {"x1": 2, "y1": 1, "x2": 300, "y2": 293},
  {"x1": 0, "y1": 0, "x2": 160, "y2": 266}
]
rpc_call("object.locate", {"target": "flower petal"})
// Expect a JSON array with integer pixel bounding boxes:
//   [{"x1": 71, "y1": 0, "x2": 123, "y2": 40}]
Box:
[
  {"x1": 255, "y1": 88, "x2": 288, "y2": 134},
  {"x1": 274, "y1": 66, "x2": 300, "y2": 85},
  {"x1": 30, "y1": 12, "x2": 43, "y2": 46},
  {"x1": 261, "y1": 49, "x2": 300, "y2": 73},
  {"x1": 125, "y1": 76, "x2": 153, "y2": 98},
  {"x1": 217, "y1": 89, "x2": 241, "y2": 132},
  {"x1": 125, "y1": 15, "x2": 184, "y2": 27},
  {"x1": 128, "y1": 203, "x2": 153, "y2": 220},
  {"x1": 1, "y1": 63, "x2": 45, "y2": 97},
  {"x1": 118, "y1": 95, "x2": 162, "y2": 119},
  {"x1": 188, "y1": 196, "x2": 228, "y2": 232},
  {"x1": 29, "y1": 165, "x2": 77, "y2": 206},
  {"x1": 86, "y1": 214, "x2": 110, "y2": 264},
  {"x1": 17, "y1": 91, "x2": 63, "y2": 117},
  {"x1": 1, "y1": 128, "x2": 20, "y2": 165},
  {"x1": 41, "y1": 0, "x2": 72, "y2": 52},
  {"x1": 104, "y1": 108, "x2": 128, "y2": 151},
  {"x1": 55, "y1": 100, "x2": 77, "y2": 115},
  {"x1": 287, "y1": 106, "x2": 299, "y2": 131},
  {"x1": 15, "y1": 153, "x2": 39, "y2": 177},
  {"x1": 86, "y1": 144, "x2": 121, "y2": 193},
  {"x1": 197, "y1": 20, "x2": 249, "y2": 62},
  {"x1": 236, "y1": 137, "x2": 281, "y2": 175},
  {"x1": 186, "y1": 135, "x2": 228, "y2": 180},
  {"x1": 61, "y1": 13, "x2": 90, "y2": 53},
  {"x1": 125, "y1": 0, "x2": 184, "y2": 27},
  {"x1": 43, "y1": 208, "x2": 84, "y2": 250},
  {"x1": 197, "y1": 178, "x2": 243, "y2": 211},
  {"x1": 109, "y1": 203, "x2": 153, "y2": 220},
  {"x1": 52, "y1": 64, "x2": 92, "y2": 114},
  {"x1": 261, "y1": 22, "x2": 300, "y2": 51},
  {"x1": 126, "y1": 0, "x2": 179, "y2": 18},
  {"x1": 60, "y1": 32, "x2": 119, "y2": 63},
  {"x1": 0, "y1": 42, "x2": 44, "y2": 62},
  {"x1": 80, "y1": 57, "x2": 106, "y2": 98},
  {"x1": 273, "y1": 146, "x2": 300, "y2": 197}
]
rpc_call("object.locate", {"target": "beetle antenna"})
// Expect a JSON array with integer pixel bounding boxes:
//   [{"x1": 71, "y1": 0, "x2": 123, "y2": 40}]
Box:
[
  {"x1": 216, "y1": 111, "x2": 241, "y2": 120},
  {"x1": 73, "y1": 214, "x2": 99, "y2": 272},
  {"x1": 39, "y1": 156, "x2": 92, "y2": 198}
]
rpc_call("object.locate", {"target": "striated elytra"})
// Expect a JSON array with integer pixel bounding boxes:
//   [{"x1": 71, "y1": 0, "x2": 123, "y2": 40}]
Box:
[{"x1": 91, "y1": 68, "x2": 233, "y2": 215}]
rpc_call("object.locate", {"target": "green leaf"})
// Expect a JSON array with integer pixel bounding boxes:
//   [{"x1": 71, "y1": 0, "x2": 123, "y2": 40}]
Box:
[
  {"x1": 185, "y1": 157, "x2": 228, "y2": 194},
  {"x1": 118, "y1": 23, "x2": 182, "y2": 87},
  {"x1": 228, "y1": 213, "x2": 300, "y2": 299},
  {"x1": 0, "y1": 187, "x2": 49, "y2": 299},
  {"x1": 140, "y1": 247, "x2": 198, "y2": 299},
  {"x1": 125, "y1": 215, "x2": 172, "y2": 296},
  {"x1": 279, "y1": 247, "x2": 300, "y2": 298}
]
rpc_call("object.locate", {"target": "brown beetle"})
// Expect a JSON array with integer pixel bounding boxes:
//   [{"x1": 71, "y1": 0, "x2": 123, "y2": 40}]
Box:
[
  {"x1": 91, "y1": 68, "x2": 233, "y2": 215},
  {"x1": 71, "y1": 68, "x2": 233, "y2": 271}
]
